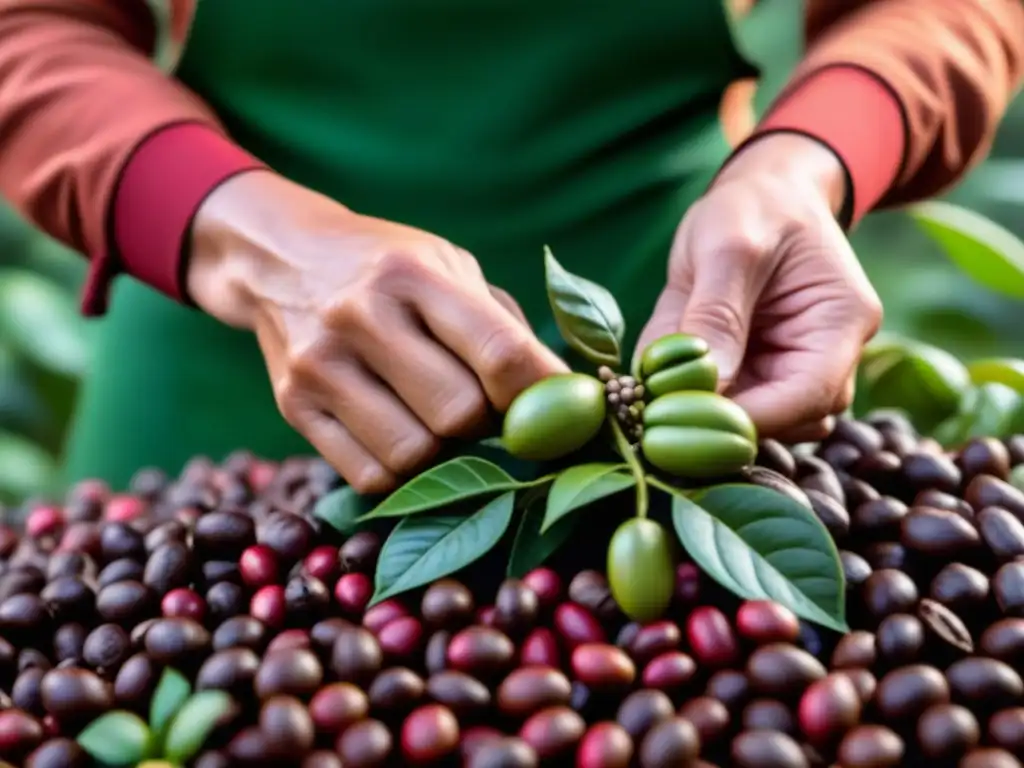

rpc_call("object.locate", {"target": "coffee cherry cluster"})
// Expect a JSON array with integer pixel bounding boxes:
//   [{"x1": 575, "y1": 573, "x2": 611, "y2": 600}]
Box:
[
  {"x1": 598, "y1": 366, "x2": 645, "y2": 443},
  {"x1": 1, "y1": 416, "x2": 1024, "y2": 767}
]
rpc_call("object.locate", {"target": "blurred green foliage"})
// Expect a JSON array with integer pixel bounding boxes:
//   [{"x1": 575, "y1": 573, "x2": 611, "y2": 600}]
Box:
[{"x1": 1, "y1": 0, "x2": 1023, "y2": 505}]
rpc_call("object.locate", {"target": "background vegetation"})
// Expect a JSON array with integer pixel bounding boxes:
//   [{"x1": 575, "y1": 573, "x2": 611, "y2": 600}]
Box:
[{"x1": 1, "y1": 0, "x2": 1022, "y2": 506}]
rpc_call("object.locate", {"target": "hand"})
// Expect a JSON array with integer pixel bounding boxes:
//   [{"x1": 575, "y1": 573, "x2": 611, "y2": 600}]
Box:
[
  {"x1": 188, "y1": 171, "x2": 568, "y2": 493},
  {"x1": 636, "y1": 134, "x2": 883, "y2": 443}
]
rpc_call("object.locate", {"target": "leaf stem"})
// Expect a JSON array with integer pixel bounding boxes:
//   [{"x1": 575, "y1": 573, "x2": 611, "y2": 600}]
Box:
[{"x1": 609, "y1": 418, "x2": 648, "y2": 518}]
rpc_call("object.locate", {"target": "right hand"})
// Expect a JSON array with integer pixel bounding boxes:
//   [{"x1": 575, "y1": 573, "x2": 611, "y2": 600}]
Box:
[{"x1": 188, "y1": 171, "x2": 568, "y2": 494}]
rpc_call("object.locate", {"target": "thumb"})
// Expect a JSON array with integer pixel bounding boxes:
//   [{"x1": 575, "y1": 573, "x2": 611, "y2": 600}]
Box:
[
  {"x1": 634, "y1": 286, "x2": 688, "y2": 373},
  {"x1": 676, "y1": 256, "x2": 756, "y2": 389}
]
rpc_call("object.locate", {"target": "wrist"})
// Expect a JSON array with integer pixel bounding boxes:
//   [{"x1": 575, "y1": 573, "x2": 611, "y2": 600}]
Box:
[{"x1": 716, "y1": 132, "x2": 849, "y2": 218}]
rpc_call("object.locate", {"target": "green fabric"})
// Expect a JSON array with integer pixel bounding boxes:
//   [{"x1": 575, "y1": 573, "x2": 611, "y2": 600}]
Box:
[{"x1": 63, "y1": 0, "x2": 758, "y2": 489}]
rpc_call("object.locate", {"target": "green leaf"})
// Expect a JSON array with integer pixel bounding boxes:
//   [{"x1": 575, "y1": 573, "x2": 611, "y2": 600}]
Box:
[
  {"x1": 372, "y1": 491, "x2": 516, "y2": 603},
  {"x1": 934, "y1": 382, "x2": 1021, "y2": 446},
  {"x1": 357, "y1": 456, "x2": 526, "y2": 520},
  {"x1": 667, "y1": 482, "x2": 847, "y2": 632},
  {"x1": 163, "y1": 690, "x2": 235, "y2": 764},
  {"x1": 909, "y1": 201, "x2": 1024, "y2": 299},
  {"x1": 77, "y1": 711, "x2": 151, "y2": 766},
  {"x1": 1010, "y1": 464, "x2": 1024, "y2": 493},
  {"x1": 543, "y1": 246, "x2": 624, "y2": 367},
  {"x1": 314, "y1": 485, "x2": 377, "y2": 533},
  {"x1": 0, "y1": 268, "x2": 88, "y2": 377},
  {"x1": 149, "y1": 667, "x2": 191, "y2": 738},
  {"x1": 967, "y1": 358, "x2": 1024, "y2": 393},
  {"x1": 541, "y1": 463, "x2": 634, "y2": 533},
  {"x1": 0, "y1": 429, "x2": 57, "y2": 503},
  {"x1": 508, "y1": 489, "x2": 577, "y2": 577}
]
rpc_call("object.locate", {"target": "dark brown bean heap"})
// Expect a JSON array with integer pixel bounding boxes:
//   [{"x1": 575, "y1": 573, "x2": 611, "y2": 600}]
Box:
[{"x1": 3, "y1": 426, "x2": 1024, "y2": 767}]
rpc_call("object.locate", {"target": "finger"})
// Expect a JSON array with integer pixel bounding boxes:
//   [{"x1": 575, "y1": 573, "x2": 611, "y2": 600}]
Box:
[
  {"x1": 675, "y1": 244, "x2": 761, "y2": 389},
  {"x1": 407, "y1": 279, "x2": 569, "y2": 410},
  {"x1": 356, "y1": 306, "x2": 493, "y2": 439},
  {"x1": 634, "y1": 286, "x2": 689, "y2": 372},
  {"x1": 294, "y1": 407, "x2": 397, "y2": 495},
  {"x1": 774, "y1": 416, "x2": 835, "y2": 445},
  {"x1": 488, "y1": 286, "x2": 530, "y2": 327},
  {"x1": 316, "y1": 359, "x2": 441, "y2": 477}
]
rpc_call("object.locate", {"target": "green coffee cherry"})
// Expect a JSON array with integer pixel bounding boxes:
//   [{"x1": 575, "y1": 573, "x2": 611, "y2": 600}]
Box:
[
  {"x1": 502, "y1": 373, "x2": 606, "y2": 461},
  {"x1": 640, "y1": 390, "x2": 757, "y2": 478},
  {"x1": 640, "y1": 333, "x2": 710, "y2": 378},
  {"x1": 607, "y1": 517, "x2": 677, "y2": 623},
  {"x1": 643, "y1": 392, "x2": 756, "y2": 443}
]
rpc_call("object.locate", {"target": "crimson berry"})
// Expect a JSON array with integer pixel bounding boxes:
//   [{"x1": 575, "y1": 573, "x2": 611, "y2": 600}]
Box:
[
  {"x1": 251, "y1": 585, "x2": 287, "y2": 627},
  {"x1": 240, "y1": 545, "x2": 279, "y2": 588}
]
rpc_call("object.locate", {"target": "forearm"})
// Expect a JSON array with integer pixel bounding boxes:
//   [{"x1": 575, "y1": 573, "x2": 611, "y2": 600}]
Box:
[
  {"x1": 0, "y1": 0, "x2": 260, "y2": 314},
  {"x1": 746, "y1": 0, "x2": 1024, "y2": 225}
]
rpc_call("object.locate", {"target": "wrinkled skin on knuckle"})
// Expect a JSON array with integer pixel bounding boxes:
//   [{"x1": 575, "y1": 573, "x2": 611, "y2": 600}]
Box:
[
  {"x1": 475, "y1": 327, "x2": 534, "y2": 394},
  {"x1": 381, "y1": 431, "x2": 440, "y2": 477},
  {"x1": 429, "y1": 389, "x2": 489, "y2": 439},
  {"x1": 683, "y1": 301, "x2": 747, "y2": 341},
  {"x1": 349, "y1": 464, "x2": 395, "y2": 496}
]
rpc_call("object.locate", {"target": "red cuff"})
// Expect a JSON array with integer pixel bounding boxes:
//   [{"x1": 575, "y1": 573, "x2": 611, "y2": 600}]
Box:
[
  {"x1": 752, "y1": 65, "x2": 907, "y2": 226},
  {"x1": 81, "y1": 123, "x2": 264, "y2": 315}
]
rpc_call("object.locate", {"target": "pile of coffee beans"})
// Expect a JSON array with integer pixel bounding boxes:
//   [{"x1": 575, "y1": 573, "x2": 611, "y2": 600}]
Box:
[{"x1": 2, "y1": 415, "x2": 1024, "y2": 767}]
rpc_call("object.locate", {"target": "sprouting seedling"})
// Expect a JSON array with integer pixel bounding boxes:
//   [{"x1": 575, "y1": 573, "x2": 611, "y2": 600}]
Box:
[{"x1": 77, "y1": 667, "x2": 235, "y2": 768}]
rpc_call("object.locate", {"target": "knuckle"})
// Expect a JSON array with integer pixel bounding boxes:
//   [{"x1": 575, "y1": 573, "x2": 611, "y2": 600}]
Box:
[
  {"x1": 476, "y1": 326, "x2": 532, "y2": 383},
  {"x1": 273, "y1": 377, "x2": 303, "y2": 426},
  {"x1": 430, "y1": 389, "x2": 489, "y2": 438},
  {"x1": 349, "y1": 464, "x2": 395, "y2": 496},
  {"x1": 382, "y1": 432, "x2": 440, "y2": 475},
  {"x1": 684, "y1": 301, "x2": 746, "y2": 339},
  {"x1": 859, "y1": 293, "x2": 884, "y2": 336},
  {"x1": 373, "y1": 248, "x2": 428, "y2": 286},
  {"x1": 328, "y1": 294, "x2": 373, "y2": 331}
]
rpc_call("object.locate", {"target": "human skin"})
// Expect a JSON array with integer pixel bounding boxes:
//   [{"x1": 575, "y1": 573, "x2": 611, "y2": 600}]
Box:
[{"x1": 188, "y1": 132, "x2": 878, "y2": 493}]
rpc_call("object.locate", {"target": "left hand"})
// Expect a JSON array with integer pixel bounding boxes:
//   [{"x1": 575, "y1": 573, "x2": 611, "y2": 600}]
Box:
[{"x1": 636, "y1": 134, "x2": 883, "y2": 443}]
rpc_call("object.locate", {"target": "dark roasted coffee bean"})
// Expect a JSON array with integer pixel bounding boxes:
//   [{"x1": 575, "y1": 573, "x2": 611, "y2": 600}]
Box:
[
  {"x1": 53, "y1": 622, "x2": 87, "y2": 664},
  {"x1": 576, "y1": 723, "x2": 630, "y2": 768},
  {"x1": 959, "y1": 437, "x2": 1012, "y2": 482},
  {"x1": 255, "y1": 648, "x2": 323, "y2": 700},
  {"x1": 82, "y1": 623, "x2": 130, "y2": 674},
  {"x1": 425, "y1": 670, "x2": 491, "y2": 717},
  {"x1": 338, "y1": 532, "x2": 381, "y2": 574},
  {"x1": 863, "y1": 542, "x2": 909, "y2": 571},
  {"x1": 796, "y1": 455, "x2": 844, "y2": 505},
  {"x1": 195, "y1": 647, "x2": 260, "y2": 696},
  {"x1": 917, "y1": 703, "x2": 980, "y2": 759},
  {"x1": 331, "y1": 627, "x2": 382, "y2": 685},
  {"x1": 568, "y1": 570, "x2": 621, "y2": 622},
  {"x1": 914, "y1": 489, "x2": 975, "y2": 521},
  {"x1": 797, "y1": 673, "x2": 862, "y2": 748},
  {"x1": 202, "y1": 559, "x2": 241, "y2": 588},
  {"x1": 746, "y1": 643, "x2": 826, "y2": 698},
  {"x1": 24, "y1": 736, "x2": 88, "y2": 768},
  {"x1": 706, "y1": 669, "x2": 750, "y2": 709},
  {"x1": 902, "y1": 507, "x2": 981, "y2": 556},
  {"x1": 819, "y1": 441, "x2": 861, "y2": 472},
  {"x1": 946, "y1": 657, "x2": 1024, "y2": 708},
  {"x1": 12, "y1": 668, "x2": 45, "y2": 716},
  {"x1": 742, "y1": 699, "x2": 796, "y2": 735},
  {"x1": 40, "y1": 667, "x2": 113, "y2": 727},
  {"x1": 194, "y1": 511, "x2": 256, "y2": 558},
  {"x1": 960, "y1": 748, "x2": 1022, "y2": 768},
  {"x1": 260, "y1": 695, "x2": 315, "y2": 756},
  {"x1": 877, "y1": 613, "x2": 925, "y2": 665},
  {"x1": 615, "y1": 688, "x2": 674, "y2": 742},
  {"x1": 730, "y1": 729, "x2": 809, "y2": 768},
  {"x1": 213, "y1": 615, "x2": 267, "y2": 652},
  {"x1": 144, "y1": 617, "x2": 211, "y2": 665},
  {"x1": 0, "y1": 593, "x2": 51, "y2": 645},
  {"x1": 902, "y1": 451, "x2": 961, "y2": 494},
  {"x1": 424, "y1": 630, "x2": 450, "y2": 675},
  {"x1": 980, "y1": 506, "x2": 1024, "y2": 560},
  {"x1": 40, "y1": 576, "x2": 92, "y2": 623},
  {"x1": 852, "y1": 497, "x2": 908, "y2": 540},
  {"x1": 0, "y1": 567, "x2": 46, "y2": 602},
  {"x1": 638, "y1": 716, "x2": 701, "y2": 768},
  {"x1": 875, "y1": 664, "x2": 950, "y2": 721},
  {"x1": 336, "y1": 717, "x2": 393, "y2": 766},
  {"x1": 995, "y1": 561, "x2": 1024, "y2": 616},
  {"x1": 843, "y1": 476, "x2": 882, "y2": 510},
  {"x1": 494, "y1": 579, "x2": 539, "y2": 637},
  {"x1": 206, "y1": 581, "x2": 246, "y2": 626},
  {"x1": 96, "y1": 557, "x2": 143, "y2": 588},
  {"x1": 0, "y1": 708, "x2": 44, "y2": 762},
  {"x1": 420, "y1": 580, "x2": 474, "y2": 629},
  {"x1": 966, "y1": 475, "x2": 1024, "y2": 522},
  {"x1": 917, "y1": 598, "x2": 974, "y2": 653},
  {"x1": 744, "y1": 467, "x2": 812, "y2": 510},
  {"x1": 284, "y1": 575, "x2": 330, "y2": 626},
  {"x1": 627, "y1": 620, "x2": 682, "y2": 665},
  {"x1": 257, "y1": 512, "x2": 313, "y2": 562},
  {"x1": 678, "y1": 696, "x2": 729, "y2": 745},
  {"x1": 518, "y1": 705, "x2": 585, "y2": 760},
  {"x1": 981, "y1": 618, "x2": 1024, "y2": 664},
  {"x1": 100, "y1": 523, "x2": 145, "y2": 563},
  {"x1": 497, "y1": 666, "x2": 571, "y2": 717},
  {"x1": 854, "y1": 450, "x2": 902, "y2": 492},
  {"x1": 112, "y1": 652, "x2": 157, "y2": 708},
  {"x1": 96, "y1": 580, "x2": 155, "y2": 627},
  {"x1": 988, "y1": 707, "x2": 1024, "y2": 755},
  {"x1": 308, "y1": 682, "x2": 369, "y2": 733},
  {"x1": 45, "y1": 551, "x2": 94, "y2": 582},
  {"x1": 144, "y1": 520, "x2": 186, "y2": 552},
  {"x1": 468, "y1": 736, "x2": 539, "y2": 768},
  {"x1": 837, "y1": 724, "x2": 904, "y2": 767},
  {"x1": 401, "y1": 703, "x2": 461, "y2": 762},
  {"x1": 756, "y1": 439, "x2": 796, "y2": 478},
  {"x1": 447, "y1": 626, "x2": 515, "y2": 679},
  {"x1": 840, "y1": 551, "x2": 872, "y2": 587},
  {"x1": 309, "y1": 618, "x2": 353, "y2": 656},
  {"x1": 367, "y1": 667, "x2": 424, "y2": 714},
  {"x1": 143, "y1": 541, "x2": 192, "y2": 594},
  {"x1": 805, "y1": 490, "x2": 849, "y2": 541},
  {"x1": 930, "y1": 563, "x2": 990, "y2": 611},
  {"x1": 862, "y1": 569, "x2": 919, "y2": 621},
  {"x1": 830, "y1": 631, "x2": 877, "y2": 670},
  {"x1": 641, "y1": 650, "x2": 696, "y2": 691}
]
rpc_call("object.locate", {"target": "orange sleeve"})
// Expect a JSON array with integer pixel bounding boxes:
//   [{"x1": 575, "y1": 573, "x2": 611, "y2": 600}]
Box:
[
  {"x1": 749, "y1": 0, "x2": 1024, "y2": 225},
  {"x1": 0, "y1": 1, "x2": 259, "y2": 314}
]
